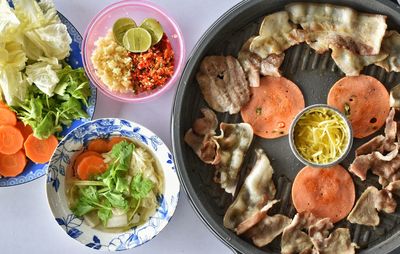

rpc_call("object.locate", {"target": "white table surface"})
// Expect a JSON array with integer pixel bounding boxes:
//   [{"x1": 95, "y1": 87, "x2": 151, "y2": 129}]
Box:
[{"x1": 0, "y1": 0, "x2": 241, "y2": 253}]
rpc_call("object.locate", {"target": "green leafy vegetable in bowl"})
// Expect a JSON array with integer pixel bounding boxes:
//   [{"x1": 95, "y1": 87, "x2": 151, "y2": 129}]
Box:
[{"x1": 68, "y1": 140, "x2": 163, "y2": 230}]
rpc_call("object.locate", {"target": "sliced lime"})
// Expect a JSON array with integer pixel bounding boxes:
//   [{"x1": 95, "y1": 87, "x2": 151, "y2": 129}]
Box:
[
  {"x1": 113, "y1": 17, "x2": 137, "y2": 45},
  {"x1": 140, "y1": 18, "x2": 164, "y2": 45},
  {"x1": 122, "y1": 27, "x2": 152, "y2": 53}
]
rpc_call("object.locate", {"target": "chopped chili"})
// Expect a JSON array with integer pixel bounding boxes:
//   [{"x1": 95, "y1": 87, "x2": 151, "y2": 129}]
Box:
[{"x1": 129, "y1": 34, "x2": 175, "y2": 94}]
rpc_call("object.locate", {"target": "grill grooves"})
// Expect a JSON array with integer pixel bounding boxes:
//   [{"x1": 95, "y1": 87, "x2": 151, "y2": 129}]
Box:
[{"x1": 188, "y1": 17, "x2": 400, "y2": 254}]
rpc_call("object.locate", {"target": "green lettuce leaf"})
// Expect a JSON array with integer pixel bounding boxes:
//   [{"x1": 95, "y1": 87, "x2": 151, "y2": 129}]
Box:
[{"x1": 12, "y1": 64, "x2": 90, "y2": 139}]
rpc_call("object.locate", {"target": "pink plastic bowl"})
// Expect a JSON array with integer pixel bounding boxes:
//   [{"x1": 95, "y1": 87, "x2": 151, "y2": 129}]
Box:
[{"x1": 82, "y1": 0, "x2": 186, "y2": 103}]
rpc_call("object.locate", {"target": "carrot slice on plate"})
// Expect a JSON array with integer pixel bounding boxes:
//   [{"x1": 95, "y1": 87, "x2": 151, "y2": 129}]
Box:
[
  {"x1": 241, "y1": 76, "x2": 305, "y2": 139},
  {"x1": 327, "y1": 75, "x2": 390, "y2": 138},
  {"x1": 0, "y1": 150, "x2": 26, "y2": 177},
  {"x1": 0, "y1": 125, "x2": 24, "y2": 155},
  {"x1": 107, "y1": 137, "x2": 129, "y2": 151},
  {"x1": 292, "y1": 165, "x2": 355, "y2": 223},
  {"x1": 0, "y1": 107, "x2": 17, "y2": 126},
  {"x1": 15, "y1": 121, "x2": 33, "y2": 141},
  {"x1": 76, "y1": 155, "x2": 108, "y2": 180},
  {"x1": 24, "y1": 134, "x2": 58, "y2": 164},
  {"x1": 87, "y1": 139, "x2": 110, "y2": 154}
]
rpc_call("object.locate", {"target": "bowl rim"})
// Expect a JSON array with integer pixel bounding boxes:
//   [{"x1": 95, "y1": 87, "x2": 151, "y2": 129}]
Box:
[
  {"x1": 288, "y1": 103, "x2": 354, "y2": 168},
  {"x1": 82, "y1": 0, "x2": 186, "y2": 103},
  {"x1": 45, "y1": 117, "x2": 180, "y2": 251}
]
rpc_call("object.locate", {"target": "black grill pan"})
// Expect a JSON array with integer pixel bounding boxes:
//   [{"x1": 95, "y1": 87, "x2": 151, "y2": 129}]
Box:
[{"x1": 172, "y1": 0, "x2": 400, "y2": 253}]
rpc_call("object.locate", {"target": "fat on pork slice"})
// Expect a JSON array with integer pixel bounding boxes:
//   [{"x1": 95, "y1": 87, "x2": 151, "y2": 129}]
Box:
[
  {"x1": 281, "y1": 212, "x2": 357, "y2": 254},
  {"x1": 184, "y1": 108, "x2": 254, "y2": 195},
  {"x1": 238, "y1": 11, "x2": 304, "y2": 87},
  {"x1": 281, "y1": 212, "x2": 317, "y2": 254},
  {"x1": 184, "y1": 108, "x2": 220, "y2": 164},
  {"x1": 286, "y1": 2, "x2": 388, "y2": 77},
  {"x1": 349, "y1": 108, "x2": 400, "y2": 185},
  {"x1": 330, "y1": 47, "x2": 388, "y2": 76},
  {"x1": 249, "y1": 11, "x2": 305, "y2": 59},
  {"x1": 347, "y1": 186, "x2": 397, "y2": 226},
  {"x1": 213, "y1": 122, "x2": 253, "y2": 195},
  {"x1": 376, "y1": 30, "x2": 400, "y2": 72},
  {"x1": 245, "y1": 214, "x2": 292, "y2": 247},
  {"x1": 196, "y1": 55, "x2": 250, "y2": 114},
  {"x1": 223, "y1": 149, "x2": 277, "y2": 233},
  {"x1": 238, "y1": 37, "x2": 285, "y2": 87},
  {"x1": 285, "y1": 2, "x2": 387, "y2": 55}
]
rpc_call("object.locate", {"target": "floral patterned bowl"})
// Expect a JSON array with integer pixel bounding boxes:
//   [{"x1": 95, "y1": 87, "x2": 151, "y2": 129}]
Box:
[{"x1": 46, "y1": 118, "x2": 180, "y2": 251}]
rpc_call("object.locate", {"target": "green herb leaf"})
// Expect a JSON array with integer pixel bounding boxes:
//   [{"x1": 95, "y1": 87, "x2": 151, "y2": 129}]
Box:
[
  {"x1": 102, "y1": 191, "x2": 128, "y2": 209},
  {"x1": 12, "y1": 64, "x2": 91, "y2": 139},
  {"x1": 97, "y1": 205, "x2": 112, "y2": 225},
  {"x1": 99, "y1": 141, "x2": 134, "y2": 189},
  {"x1": 130, "y1": 174, "x2": 154, "y2": 200},
  {"x1": 72, "y1": 200, "x2": 95, "y2": 216}
]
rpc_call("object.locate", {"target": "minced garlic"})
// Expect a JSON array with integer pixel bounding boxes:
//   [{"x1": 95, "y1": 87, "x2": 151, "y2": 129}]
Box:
[{"x1": 91, "y1": 30, "x2": 133, "y2": 93}]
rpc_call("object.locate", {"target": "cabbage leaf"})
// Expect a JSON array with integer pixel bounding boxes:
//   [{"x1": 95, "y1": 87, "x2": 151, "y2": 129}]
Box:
[{"x1": 25, "y1": 56, "x2": 61, "y2": 96}]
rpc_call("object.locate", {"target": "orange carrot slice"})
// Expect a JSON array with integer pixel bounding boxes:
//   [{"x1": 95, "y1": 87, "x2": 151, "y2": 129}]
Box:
[
  {"x1": 76, "y1": 155, "x2": 108, "y2": 180},
  {"x1": 0, "y1": 101, "x2": 8, "y2": 109},
  {"x1": 327, "y1": 75, "x2": 390, "y2": 138},
  {"x1": 74, "y1": 151, "x2": 102, "y2": 171},
  {"x1": 0, "y1": 125, "x2": 24, "y2": 155},
  {"x1": 292, "y1": 165, "x2": 355, "y2": 223},
  {"x1": 241, "y1": 76, "x2": 305, "y2": 139},
  {"x1": 87, "y1": 139, "x2": 109, "y2": 154},
  {"x1": 15, "y1": 121, "x2": 33, "y2": 141},
  {"x1": 24, "y1": 134, "x2": 58, "y2": 164},
  {"x1": 107, "y1": 137, "x2": 129, "y2": 151},
  {"x1": 0, "y1": 150, "x2": 26, "y2": 177},
  {"x1": 0, "y1": 108, "x2": 17, "y2": 126}
]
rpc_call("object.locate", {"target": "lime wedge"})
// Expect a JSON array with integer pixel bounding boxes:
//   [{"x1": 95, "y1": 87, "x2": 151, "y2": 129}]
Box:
[
  {"x1": 113, "y1": 17, "x2": 137, "y2": 45},
  {"x1": 122, "y1": 27, "x2": 152, "y2": 53},
  {"x1": 140, "y1": 18, "x2": 164, "y2": 45}
]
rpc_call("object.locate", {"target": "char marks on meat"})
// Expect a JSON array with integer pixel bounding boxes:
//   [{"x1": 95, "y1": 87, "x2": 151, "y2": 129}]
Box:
[
  {"x1": 313, "y1": 228, "x2": 356, "y2": 254},
  {"x1": 376, "y1": 30, "x2": 400, "y2": 72},
  {"x1": 285, "y1": 3, "x2": 387, "y2": 56},
  {"x1": 246, "y1": 214, "x2": 292, "y2": 247},
  {"x1": 331, "y1": 47, "x2": 388, "y2": 76},
  {"x1": 223, "y1": 149, "x2": 276, "y2": 232},
  {"x1": 196, "y1": 56, "x2": 250, "y2": 114},
  {"x1": 184, "y1": 108, "x2": 220, "y2": 164},
  {"x1": 249, "y1": 11, "x2": 305, "y2": 59},
  {"x1": 349, "y1": 108, "x2": 400, "y2": 184},
  {"x1": 214, "y1": 123, "x2": 253, "y2": 195},
  {"x1": 184, "y1": 109, "x2": 254, "y2": 195},
  {"x1": 282, "y1": 213, "x2": 357, "y2": 253},
  {"x1": 347, "y1": 186, "x2": 397, "y2": 226},
  {"x1": 286, "y1": 2, "x2": 387, "y2": 76},
  {"x1": 281, "y1": 212, "x2": 317, "y2": 254},
  {"x1": 386, "y1": 180, "x2": 400, "y2": 196},
  {"x1": 238, "y1": 37, "x2": 263, "y2": 87}
]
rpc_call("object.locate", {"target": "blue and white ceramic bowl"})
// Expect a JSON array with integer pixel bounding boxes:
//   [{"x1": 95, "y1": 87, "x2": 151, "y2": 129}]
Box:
[{"x1": 46, "y1": 118, "x2": 180, "y2": 251}]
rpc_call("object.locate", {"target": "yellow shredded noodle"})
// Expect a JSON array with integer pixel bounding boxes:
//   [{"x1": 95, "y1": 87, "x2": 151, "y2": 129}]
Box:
[{"x1": 294, "y1": 107, "x2": 349, "y2": 164}]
